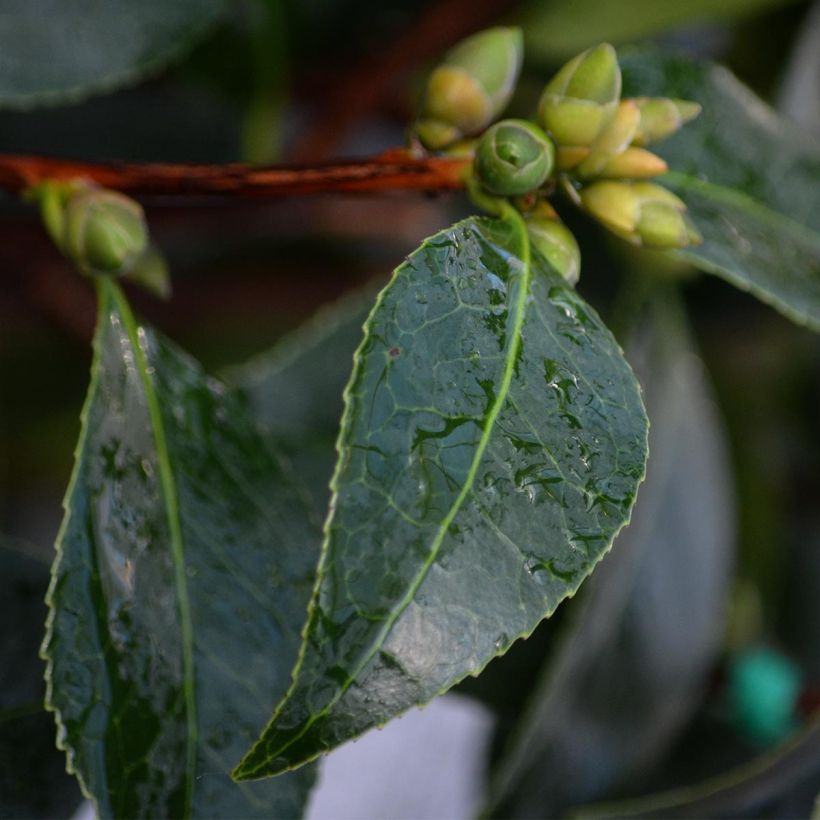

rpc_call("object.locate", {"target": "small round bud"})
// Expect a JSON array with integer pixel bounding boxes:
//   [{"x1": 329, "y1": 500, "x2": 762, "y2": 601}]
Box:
[
  {"x1": 576, "y1": 100, "x2": 640, "y2": 178},
  {"x1": 475, "y1": 119, "x2": 554, "y2": 197},
  {"x1": 414, "y1": 118, "x2": 463, "y2": 152},
  {"x1": 64, "y1": 188, "x2": 148, "y2": 276},
  {"x1": 538, "y1": 43, "x2": 621, "y2": 147},
  {"x1": 631, "y1": 97, "x2": 702, "y2": 146},
  {"x1": 418, "y1": 27, "x2": 523, "y2": 150},
  {"x1": 526, "y1": 212, "x2": 581, "y2": 285},
  {"x1": 580, "y1": 180, "x2": 700, "y2": 248}
]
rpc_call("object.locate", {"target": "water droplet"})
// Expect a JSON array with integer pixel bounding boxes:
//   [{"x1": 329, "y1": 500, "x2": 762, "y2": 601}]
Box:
[{"x1": 494, "y1": 633, "x2": 509, "y2": 651}]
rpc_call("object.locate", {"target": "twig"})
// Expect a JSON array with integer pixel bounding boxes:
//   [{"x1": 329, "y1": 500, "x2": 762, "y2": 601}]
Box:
[{"x1": 0, "y1": 149, "x2": 470, "y2": 199}]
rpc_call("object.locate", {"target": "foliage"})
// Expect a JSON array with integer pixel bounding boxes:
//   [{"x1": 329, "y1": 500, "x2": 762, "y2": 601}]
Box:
[{"x1": 2, "y1": 2, "x2": 820, "y2": 818}]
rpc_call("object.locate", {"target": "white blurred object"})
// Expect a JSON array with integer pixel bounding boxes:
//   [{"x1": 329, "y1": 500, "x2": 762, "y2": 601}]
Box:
[
  {"x1": 69, "y1": 694, "x2": 494, "y2": 819},
  {"x1": 71, "y1": 799, "x2": 94, "y2": 820},
  {"x1": 307, "y1": 694, "x2": 495, "y2": 820}
]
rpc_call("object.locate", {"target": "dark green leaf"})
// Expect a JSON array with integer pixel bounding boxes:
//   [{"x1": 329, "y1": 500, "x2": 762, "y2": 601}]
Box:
[
  {"x1": 229, "y1": 287, "x2": 372, "y2": 438},
  {"x1": 0, "y1": 0, "x2": 225, "y2": 108},
  {"x1": 486, "y1": 291, "x2": 735, "y2": 818},
  {"x1": 620, "y1": 50, "x2": 820, "y2": 331},
  {"x1": 43, "y1": 279, "x2": 317, "y2": 818},
  {"x1": 0, "y1": 537, "x2": 82, "y2": 819},
  {"x1": 521, "y1": 0, "x2": 798, "y2": 63},
  {"x1": 573, "y1": 716, "x2": 820, "y2": 819},
  {"x1": 235, "y1": 215, "x2": 648, "y2": 779},
  {"x1": 227, "y1": 288, "x2": 374, "y2": 508}
]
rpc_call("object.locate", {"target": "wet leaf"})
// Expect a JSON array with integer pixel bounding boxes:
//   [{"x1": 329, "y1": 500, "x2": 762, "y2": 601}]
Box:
[
  {"x1": 620, "y1": 50, "x2": 820, "y2": 331},
  {"x1": 0, "y1": 0, "x2": 225, "y2": 108},
  {"x1": 486, "y1": 291, "x2": 736, "y2": 818},
  {"x1": 43, "y1": 279, "x2": 317, "y2": 818},
  {"x1": 235, "y1": 215, "x2": 648, "y2": 779}
]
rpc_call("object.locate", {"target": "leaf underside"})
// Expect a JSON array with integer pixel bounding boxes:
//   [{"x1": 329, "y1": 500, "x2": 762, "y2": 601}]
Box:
[
  {"x1": 43, "y1": 280, "x2": 317, "y2": 818},
  {"x1": 235, "y1": 216, "x2": 649, "y2": 780},
  {"x1": 0, "y1": 0, "x2": 225, "y2": 108},
  {"x1": 621, "y1": 50, "x2": 820, "y2": 331}
]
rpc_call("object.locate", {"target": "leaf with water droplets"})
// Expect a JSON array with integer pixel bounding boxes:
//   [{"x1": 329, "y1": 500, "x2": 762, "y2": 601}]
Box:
[
  {"x1": 621, "y1": 49, "x2": 820, "y2": 331},
  {"x1": 235, "y1": 215, "x2": 648, "y2": 779},
  {"x1": 43, "y1": 279, "x2": 317, "y2": 817}
]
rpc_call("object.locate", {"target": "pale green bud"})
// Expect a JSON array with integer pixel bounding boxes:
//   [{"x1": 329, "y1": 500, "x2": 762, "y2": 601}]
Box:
[
  {"x1": 123, "y1": 244, "x2": 172, "y2": 300},
  {"x1": 538, "y1": 43, "x2": 621, "y2": 147},
  {"x1": 526, "y1": 212, "x2": 581, "y2": 285},
  {"x1": 580, "y1": 180, "x2": 701, "y2": 248},
  {"x1": 414, "y1": 118, "x2": 463, "y2": 152},
  {"x1": 596, "y1": 146, "x2": 667, "y2": 179},
  {"x1": 418, "y1": 27, "x2": 523, "y2": 149},
  {"x1": 64, "y1": 188, "x2": 148, "y2": 276},
  {"x1": 631, "y1": 97, "x2": 702, "y2": 146},
  {"x1": 555, "y1": 145, "x2": 589, "y2": 171},
  {"x1": 577, "y1": 99, "x2": 640, "y2": 178},
  {"x1": 475, "y1": 119, "x2": 554, "y2": 197}
]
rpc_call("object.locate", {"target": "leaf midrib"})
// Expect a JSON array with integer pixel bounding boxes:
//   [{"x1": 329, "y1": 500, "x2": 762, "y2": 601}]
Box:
[
  {"x1": 238, "y1": 212, "x2": 533, "y2": 777},
  {"x1": 104, "y1": 279, "x2": 198, "y2": 816}
]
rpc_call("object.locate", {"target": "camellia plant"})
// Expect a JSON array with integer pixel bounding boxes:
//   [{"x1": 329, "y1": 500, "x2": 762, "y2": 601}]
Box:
[{"x1": 2, "y1": 6, "x2": 820, "y2": 820}]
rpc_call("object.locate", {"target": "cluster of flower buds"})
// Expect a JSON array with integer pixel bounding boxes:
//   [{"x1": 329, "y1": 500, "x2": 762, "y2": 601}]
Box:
[
  {"x1": 414, "y1": 30, "x2": 704, "y2": 284},
  {"x1": 29, "y1": 180, "x2": 170, "y2": 297},
  {"x1": 539, "y1": 43, "x2": 701, "y2": 248}
]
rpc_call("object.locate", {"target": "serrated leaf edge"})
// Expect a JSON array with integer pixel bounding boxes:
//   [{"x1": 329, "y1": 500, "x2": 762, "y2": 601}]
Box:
[{"x1": 40, "y1": 279, "x2": 199, "y2": 817}]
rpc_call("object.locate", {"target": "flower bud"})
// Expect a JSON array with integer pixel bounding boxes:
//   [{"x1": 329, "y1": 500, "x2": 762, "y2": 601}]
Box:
[
  {"x1": 538, "y1": 43, "x2": 621, "y2": 147},
  {"x1": 418, "y1": 27, "x2": 523, "y2": 149},
  {"x1": 631, "y1": 97, "x2": 702, "y2": 146},
  {"x1": 555, "y1": 145, "x2": 589, "y2": 171},
  {"x1": 525, "y1": 210, "x2": 581, "y2": 285},
  {"x1": 124, "y1": 244, "x2": 172, "y2": 300},
  {"x1": 576, "y1": 99, "x2": 640, "y2": 178},
  {"x1": 64, "y1": 188, "x2": 148, "y2": 276},
  {"x1": 474, "y1": 119, "x2": 554, "y2": 197},
  {"x1": 580, "y1": 180, "x2": 701, "y2": 248},
  {"x1": 596, "y1": 146, "x2": 667, "y2": 179}
]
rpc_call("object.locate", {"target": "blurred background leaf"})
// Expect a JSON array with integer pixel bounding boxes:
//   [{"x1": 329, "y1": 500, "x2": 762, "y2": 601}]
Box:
[
  {"x1": 0, "y1": 0, "x2": 227, "y2": 109},
  {"x1": 0, "y1": 537, "x2": 82, "y2": 819},
  {"x1": 483, "y1": 288, "x2": 736, "y2": 818}
]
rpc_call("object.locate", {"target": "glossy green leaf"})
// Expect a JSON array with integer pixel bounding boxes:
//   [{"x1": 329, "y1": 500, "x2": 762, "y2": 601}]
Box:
[
  {"x1": 520, "y1": 0, "x2": 798, "y2": 62},
  {"x1": 620, "y1": 50, "x2": 820, "y2": 331},
  {"x1": 486, "y1": 291, "x2": 735, "y2": 818},
  {"x1": 235, "y1": 215, "x2": 648, "y2": 779},
  {"x1": 43, "y1": 279, "x2": 317, "y2": 818},
  {"x1": 0, "y1": 0, "x2": 225, "y2": 108}
]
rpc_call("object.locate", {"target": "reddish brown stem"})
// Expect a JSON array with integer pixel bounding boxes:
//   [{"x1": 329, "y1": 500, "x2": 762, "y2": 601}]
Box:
[{"x1": 0, "y1": 149, "x2": 470, "y2": 199}]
